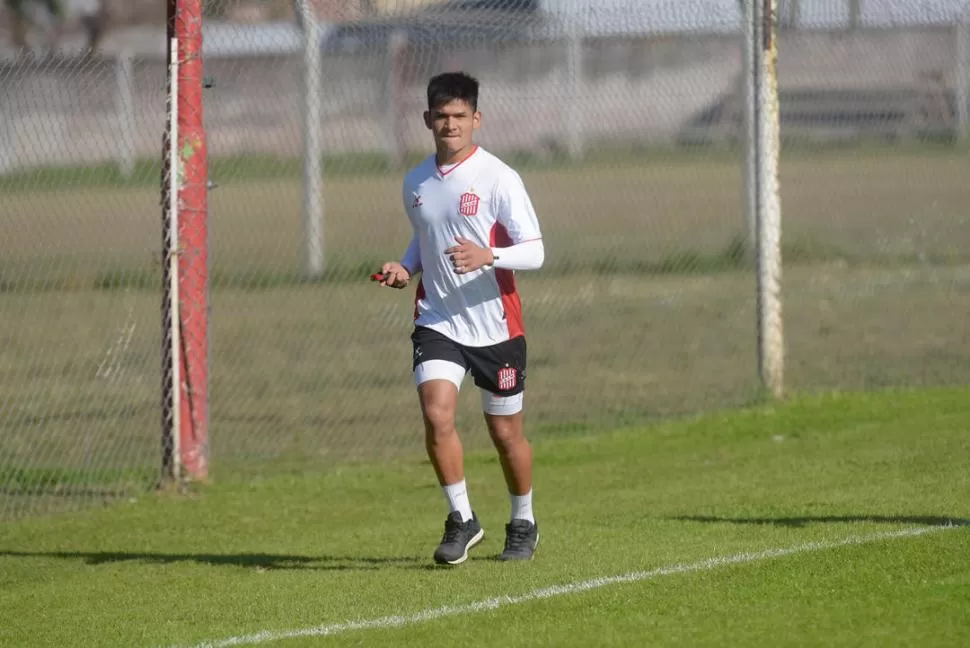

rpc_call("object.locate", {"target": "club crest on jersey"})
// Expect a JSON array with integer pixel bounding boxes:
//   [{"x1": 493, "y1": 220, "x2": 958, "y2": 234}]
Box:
[
  {"x1": 497, "y1": 366, "x2": 517, "y2": 391},
  {"x1": 458, "y1": 192, "x2": 480, "y2": 217},
  {"x1": 412, "y1": 194, "x2": 423, "y2": 208}
]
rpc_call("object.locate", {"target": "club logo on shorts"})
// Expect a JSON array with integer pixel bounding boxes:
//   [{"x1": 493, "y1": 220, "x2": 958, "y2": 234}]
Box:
[
  {"x1": 497, "y1": 366, "x2": 517, "y2": 391},
  {"x1": 458, "y1": 192, "x2": 480, "y2": 217}
]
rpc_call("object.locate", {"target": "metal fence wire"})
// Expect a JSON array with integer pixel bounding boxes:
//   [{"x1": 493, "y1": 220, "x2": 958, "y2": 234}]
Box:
[{"x1": 2, "y1": 0, "x2": 969, "y2": 519}]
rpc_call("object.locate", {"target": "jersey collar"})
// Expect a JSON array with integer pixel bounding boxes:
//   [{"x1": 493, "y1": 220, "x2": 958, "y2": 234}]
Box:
[{"x1": 436, "y1": 145, "x2": 480, "y2": 179}]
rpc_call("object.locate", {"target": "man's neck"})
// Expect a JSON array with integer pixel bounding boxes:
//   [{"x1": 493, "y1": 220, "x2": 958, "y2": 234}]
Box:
[{"x1": 436, "y1": 144, "x2": 477, "y2": 168}]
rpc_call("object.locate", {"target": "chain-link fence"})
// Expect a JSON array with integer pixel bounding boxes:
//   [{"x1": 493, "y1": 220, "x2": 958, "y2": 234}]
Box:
[{"x1": 2, "y1": 0, "x2": 969, "y2": 520}]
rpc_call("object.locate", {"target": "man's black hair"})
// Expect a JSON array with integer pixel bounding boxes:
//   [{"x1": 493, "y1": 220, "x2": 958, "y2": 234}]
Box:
[{"x1": 427, "y1": 72, "x2": 479, "y2": 112}]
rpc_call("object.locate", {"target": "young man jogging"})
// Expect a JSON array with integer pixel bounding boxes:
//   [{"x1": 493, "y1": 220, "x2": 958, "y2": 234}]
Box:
[{"x1": 377, "y1": 71, "x2": 545, "y2": 565}]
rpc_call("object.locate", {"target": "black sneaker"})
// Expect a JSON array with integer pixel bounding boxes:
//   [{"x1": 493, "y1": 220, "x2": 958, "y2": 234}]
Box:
[
  {"x1": 499, "y1": 518, "x2": 539, "y2": 561},
  {"x1": 433, "y1": 511, "x2": 484, "y2": 565}
]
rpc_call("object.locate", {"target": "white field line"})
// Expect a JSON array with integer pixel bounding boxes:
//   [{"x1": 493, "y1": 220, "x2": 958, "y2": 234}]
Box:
[{"x1": 177, "y1": 524, "x2": 960, "y2": 648}]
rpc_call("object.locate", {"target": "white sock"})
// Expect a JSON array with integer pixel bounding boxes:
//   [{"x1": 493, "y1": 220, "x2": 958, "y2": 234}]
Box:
[
  {"x1": 510, "y1": 488, "x2": 534, "y2": 523},
  {"x1": 442, "y1": 479, "x2": 473, "y2": 522}
]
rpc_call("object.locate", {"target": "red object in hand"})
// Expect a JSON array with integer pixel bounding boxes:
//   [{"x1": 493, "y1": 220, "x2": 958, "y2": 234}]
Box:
[{"x1": 370, "y1": 272, "x2": 386, "y2": 282}]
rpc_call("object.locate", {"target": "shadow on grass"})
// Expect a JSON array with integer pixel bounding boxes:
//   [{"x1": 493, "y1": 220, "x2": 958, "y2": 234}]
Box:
[
  {"x1": 667, "y1": 515, "x2": 969, "y2": 528},
  {"x1": 0, "y1": 550, "x2": 429, "y2": 571}
]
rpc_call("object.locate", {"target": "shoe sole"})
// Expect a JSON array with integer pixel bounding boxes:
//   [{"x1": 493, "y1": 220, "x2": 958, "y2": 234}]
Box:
[{"x1": 436, "y1": 528, "x2": 485, "y2": 566}]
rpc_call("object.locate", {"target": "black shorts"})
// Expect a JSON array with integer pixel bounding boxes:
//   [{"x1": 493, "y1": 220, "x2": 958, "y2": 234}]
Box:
[{"x1": 411, "y1": 326, "x2": 527, "y2": 396}]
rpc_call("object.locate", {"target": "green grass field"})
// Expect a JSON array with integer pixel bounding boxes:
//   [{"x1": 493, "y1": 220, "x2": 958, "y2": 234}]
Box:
[
  {"x1": 4, "y1": 145, "x2": 970, "y2": 287},
  {"x1": 1, "y1": 388, "x2": 968, "y2": 647},
  {"x1": 2, "y1": 145, "x2": 969, "y2": 518}
]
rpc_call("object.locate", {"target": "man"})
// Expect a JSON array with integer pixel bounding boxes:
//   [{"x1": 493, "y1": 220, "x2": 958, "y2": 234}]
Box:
[
  {"x1": 4, "y1": 0, "x2": 104, "y2": 57},
  {"x1": 5, "y1": 0, "x2": 62, "y2": 53},
  {"x1": 377, "y1": 71, "x2": 545, "y2": 565},
  {"x1": 75, "y1": 0, "x2": 105, "y2": 56}
]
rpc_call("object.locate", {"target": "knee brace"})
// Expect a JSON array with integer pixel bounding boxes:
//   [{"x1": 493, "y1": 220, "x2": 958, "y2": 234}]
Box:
[
  {"x1": 481, "y1": 390, "x2": 524, "y2": 416},
  {"x1": 414, "y1": 359, "x2": 466, "y2": 391}
]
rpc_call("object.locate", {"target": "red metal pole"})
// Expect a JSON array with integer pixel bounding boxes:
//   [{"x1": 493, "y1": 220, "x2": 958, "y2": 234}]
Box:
[{"x1": 175, "y1": 0, "x2": 209, "y2": 480}]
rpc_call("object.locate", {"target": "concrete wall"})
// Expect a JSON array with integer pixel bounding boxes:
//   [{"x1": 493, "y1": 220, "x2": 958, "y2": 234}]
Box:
[{"x1": 0, "y1": 26, "x2": 962, "y2": 173}]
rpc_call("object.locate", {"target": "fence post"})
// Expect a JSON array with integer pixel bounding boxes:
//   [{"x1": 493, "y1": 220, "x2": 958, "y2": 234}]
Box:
[
  {"x1": 162, "y1": 28, "x2": 182, "y2": 483},
  {"x1": 848, "y1": 0, "x2": 861, "y2": 30},
  {"x1": 745, "y1": 0, "x2": 785, "y2": 400},
  {"x1": 564, "y1": 17, "x2": 584, "y2": 160},
  {"x1": 178, "y1": 0, "x2": 210, "y2": 480},
  {"x1": 300, "y1": 0, "x2": 324, "y2": 278},
  {"x1": 742, "y1": 0, "x2": 757, "y2": 258},
  {"x1": 162, "y1": 0, "x2": 209, "y2": 483},
  {"x1": 957, "y1": 19, "x2": 969, "y2": 140},
  {"x1": 383, "y1": 29, "x2": 408, "y2": 169},
  {"x1": 115, "y1": 51, "x2": 136, "y2": 179},
  {"x1": 0, "y1": 95, "x2": 12, "y2": 174}
]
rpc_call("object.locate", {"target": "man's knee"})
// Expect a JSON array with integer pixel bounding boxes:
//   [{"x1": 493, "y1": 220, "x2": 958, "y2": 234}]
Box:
[
  {"x1": 419, "y1": 380, "x2": 460, "y2": 439},
  {"x1": 484, "y1": 394, "x2": 526, "y2": 447},
  {"x1": 422, "y1": 399, "x2": 456, "y2": 433},
  {"x1": 487, "y1": 420, "x2": 526, "y2": 455}
]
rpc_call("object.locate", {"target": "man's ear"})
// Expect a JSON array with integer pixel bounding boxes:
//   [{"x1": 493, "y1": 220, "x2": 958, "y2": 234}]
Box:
[
  {"x1": 473, "y1": 111, "x2": 482, "y2": 130},
  {"x1": 423, "y1": 110, "x2": 432, "y2": 130}
]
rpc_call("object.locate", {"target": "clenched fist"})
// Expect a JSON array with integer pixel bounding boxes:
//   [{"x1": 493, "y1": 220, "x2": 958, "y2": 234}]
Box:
[{"x1": 445, "y1": 237, "x2": 494, "y2": 275}]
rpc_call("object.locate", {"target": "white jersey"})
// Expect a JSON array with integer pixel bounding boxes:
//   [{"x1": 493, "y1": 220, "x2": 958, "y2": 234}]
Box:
[{"x1": 402, "y1": 146, "x2": 543, "y2": 348}]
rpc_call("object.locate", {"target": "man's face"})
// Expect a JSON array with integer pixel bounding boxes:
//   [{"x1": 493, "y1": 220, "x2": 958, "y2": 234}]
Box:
[{"x1": 424, "y1": 99, "x2": 481, "y2": 156}]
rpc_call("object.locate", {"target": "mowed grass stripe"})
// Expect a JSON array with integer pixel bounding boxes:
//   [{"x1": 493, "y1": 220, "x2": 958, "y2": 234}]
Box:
[
  {"x1": 0, "y1": 388, "x2": 967, "y2": 648},
  {"x1": 178, "y1": 525, "x2": 960, "y2": 648},
  {"x1": 3, "y1": 147, "x2": 969, "y2": 284},
  {"x1": 331, "y1": 526, "x2": 968, "y2": 648}
]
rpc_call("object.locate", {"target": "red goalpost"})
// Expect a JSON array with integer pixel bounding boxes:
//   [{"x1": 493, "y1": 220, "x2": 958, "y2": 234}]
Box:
[{"x1": 162, "y1": 0, "x2": 209, "y2": 484}]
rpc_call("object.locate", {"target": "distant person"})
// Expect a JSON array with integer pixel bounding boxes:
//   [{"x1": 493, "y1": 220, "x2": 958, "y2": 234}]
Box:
[
  {"x1": 5, "y1": 0, "x2": 62, "y2": 54},
  {"x1": 75, "y1": 0, "x2": 104, "y2": 56},
  {"x1": 5, "y1": 0, "x2": 105, "y2": 57}
]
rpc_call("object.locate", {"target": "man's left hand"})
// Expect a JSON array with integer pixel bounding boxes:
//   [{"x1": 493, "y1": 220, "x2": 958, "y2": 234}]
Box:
[{"x1": 445, "y1": 237, "x2": 494, "y2": 275}]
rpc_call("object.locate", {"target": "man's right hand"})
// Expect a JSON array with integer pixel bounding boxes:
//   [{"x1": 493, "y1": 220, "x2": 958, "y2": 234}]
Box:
[{"x1": 378, "y1": 261, "x2": 410, "y2": 289}]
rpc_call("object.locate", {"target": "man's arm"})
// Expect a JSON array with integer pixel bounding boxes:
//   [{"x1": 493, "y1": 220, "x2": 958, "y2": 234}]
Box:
[
  {"x1": 378, "y1": 181, "x2": 420, "y2": 288},
  {"x1": 378, "y1": 238, "x2": 415, "y2": 288},
  {"x1": 400, "y1": 233, "x2": 422, "y2": 276},
  {"x1": 445, "y1": 169, "x2": 546, "y2": 276},
  {"x1": 489, "y1": 238, "x2": 544, "y2": 270},
  {"x1": 492, "y1": 170, "x2": 544, "y2": 271}
]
